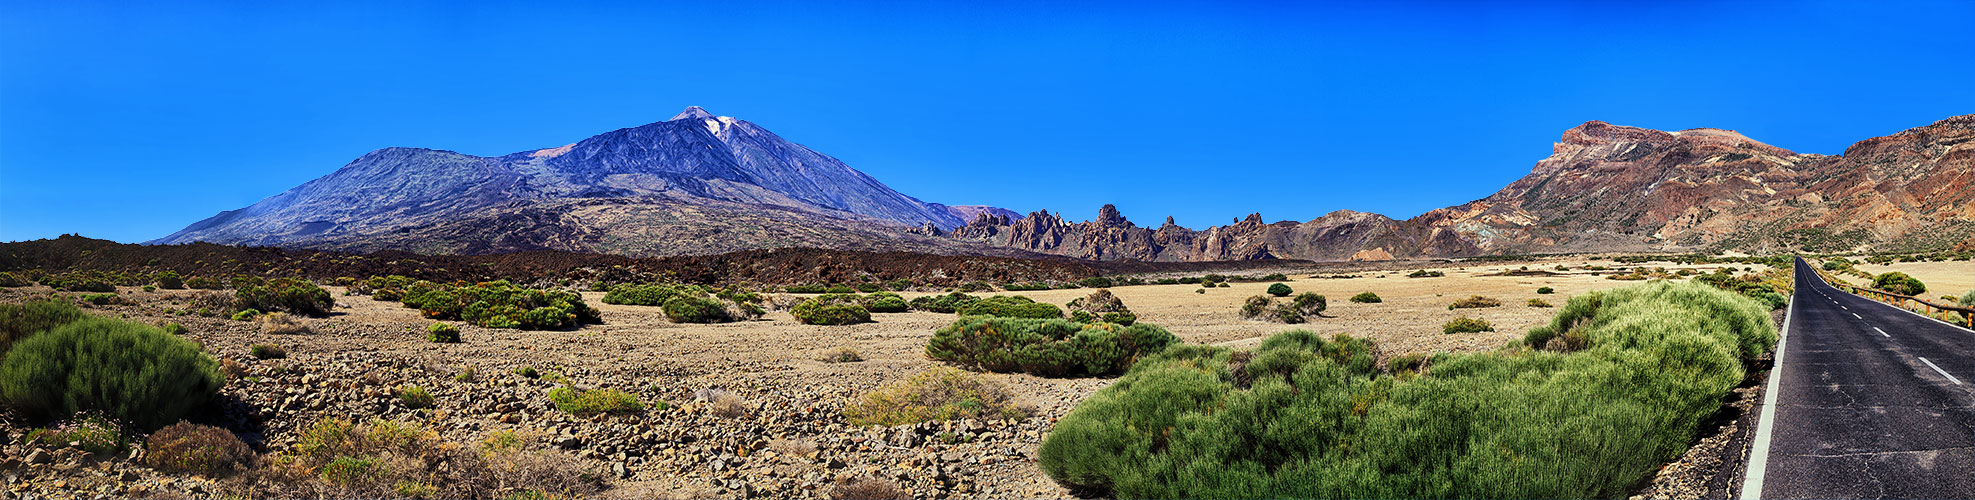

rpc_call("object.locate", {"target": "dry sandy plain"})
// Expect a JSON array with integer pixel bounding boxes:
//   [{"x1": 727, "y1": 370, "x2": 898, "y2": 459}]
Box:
[{"x1": 2, "y1": 256, "x2": 1802, "y2": 499}]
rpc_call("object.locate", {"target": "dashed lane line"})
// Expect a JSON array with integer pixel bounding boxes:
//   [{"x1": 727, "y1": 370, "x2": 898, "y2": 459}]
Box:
[
  {"x1": 1875, "y1": 327, "x2": 1890, "y2": 338},
  {"x1": 1919, "y1": 357, "x2": 1964, "y2": 386}
]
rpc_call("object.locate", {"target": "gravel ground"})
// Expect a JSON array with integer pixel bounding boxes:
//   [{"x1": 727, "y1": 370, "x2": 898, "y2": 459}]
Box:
[{"x1": 0, "y1": 256, "x2": 1786, "y2": 499}]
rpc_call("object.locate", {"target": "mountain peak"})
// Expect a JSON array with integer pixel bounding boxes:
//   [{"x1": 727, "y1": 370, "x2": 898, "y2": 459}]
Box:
[{"x1": 670, "y1": 106, "x2": 715, "y2": 121}]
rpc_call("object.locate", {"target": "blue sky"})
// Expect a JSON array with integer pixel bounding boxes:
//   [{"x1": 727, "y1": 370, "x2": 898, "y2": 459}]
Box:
[{"x1": 3, "y1": 0, "x2": 1971, "y2": 243}]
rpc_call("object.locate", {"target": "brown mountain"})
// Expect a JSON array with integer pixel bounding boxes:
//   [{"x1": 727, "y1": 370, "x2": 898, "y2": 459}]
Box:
[{"x1": 955, "y1": 114, "x2": 1975, "y2": 260}]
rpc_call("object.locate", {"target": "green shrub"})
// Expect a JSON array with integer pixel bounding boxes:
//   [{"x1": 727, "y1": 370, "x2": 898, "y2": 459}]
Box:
[
  {"x1": 792, "y1": 295, "x2": 872, "y2": 325},
  {"x1": 404, "y1": 280, "x2": 600, "y2": 330},
  {"x1": 427, "y1": 322, "x2": 461, "y2": 343},
  {"x1": 1040, "y1": 283, "x2": 1775, "y2": 498},
  {"x1": 251, "y1": 343, "x2": 287, "y2": 359},
  {"x1": 825, "y1": 284, "x2": 857, "y2": 294},
  {"x1": 602, "y1": 283, "x2": 692, "y2": 306},
  {"x1": 1066, "y1": 289, "x2": 1136, "y2": 325},
  {"x1": 1349, "y1": 291, "x2": 1382, "y2": 303},
  {"x1": 662, "y1": 295, "x2": 727, "y2": 323},
  {"x1": 860, "y1": 291, "x2": 910, "y2": 313},
  {"x1": 1872, "y1": 272, "x2": 1927, "y2": 296},
  {"x1": 397, "y1": 385, "x2": 435, "y2": 409},
  {"x1": 548, "y1": 387, "x2": 643, "y2": 415},
  {"x1": 909, "y1": 292, "x2": 980, "y2": 313},
  {"x1": 1960, "y1": 289, "x2": 1975, "y2": 308},
  {"x1": 1079, "y1": 276, "x2": 1114, "y2": 288},
  {"x1": 234, "y1": 277, "x2": 335, "y2": 316},
  {"x1": 785, "y1": 284, "x2": 826, "y2": 294},
  {"x1": 842, "y1": 367, "x2": 1028, "y2": 426},
  {"x1": 0, "y1": 317, "x2": 223, "y2": 430},
  {"x1": 513, "y1": 367, "x2": 539, "y2": 378},
  {"x1": 26, "y1": 413, "x2": 128, "y2": 455},
  {"x1": 1, "y1": 300, "x2": 85, "y2": 354},
  {"x1": 1537, "y1": 286, "x2": 1555, "y2": 294},
  {"x1": 854, "y1": 283, "x2": 883, "y2": 293},
  {"x1": 0, "y1": 272, "x2": 29, "y2": 287},
  {"x1": 78, "y1": 292, "x2": 119, "y2": 305},
  {"x1": 1443, "y1": 316, "x2": 1493, "y2": 334},
  {"x1": 145, "y1": 421, "x2": 254, "y2": 476},
  {"x1": 928, "y1": 317, "x2": 1177, "y2": 377},
  {"x1": 1448, "y1": 295, "x2": 1502, "y2": 309},
  {"x1": 163, "y1": 322, "x2": 187, "y2": 335},
  {"x1": 957, "y1": 295, "x2": 1063, "y2": 319},
  {"x1": 157, "y1": 271, "x2": 185, "y2": 290},
  {"x1": 1407, "y1": 269, "x2": 1444, "y2": 278},
  {"x1": 1266, "y1": 283, "x2": 1292, "y2": 297},
  {"x1": 1528, "y1": 298, "x2": 1553, "y2": 308}
]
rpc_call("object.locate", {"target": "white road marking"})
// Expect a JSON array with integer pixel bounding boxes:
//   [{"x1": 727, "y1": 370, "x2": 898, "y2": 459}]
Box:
[
  {"x1": 1853, "y1": 313, "x2": 1862, "y2": 319},
  {"x1": 1741, "y1": 267, "x2": 1799, "y2": 500},
  {"x1": 1874, "y1": 327, "x2": 1889, "y2": 337},
  {"x1": 1919, "y1": 357, "x2": 1964, "y2": 385}
]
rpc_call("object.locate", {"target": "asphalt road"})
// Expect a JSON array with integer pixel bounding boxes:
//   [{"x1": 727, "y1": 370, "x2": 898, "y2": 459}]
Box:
[{"x1": 1742, "y1": 258, "x2": 1975, "y2": 499}]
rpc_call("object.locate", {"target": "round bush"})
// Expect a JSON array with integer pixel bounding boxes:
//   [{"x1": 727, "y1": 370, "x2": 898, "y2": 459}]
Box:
[
  {"x1": 146, "y1": 421, "x2": 254, "y2": 476},
  {"x1": 861, "y1": 292, "x2": 910, "y2": 313},
  {"x1": 1266, "y1": 283, "x2": 1292, "y2": 297},
  {"x1": 957, "y1": 295, "x2": 1063, "y2": 319},
  {"x1": 793, "y1": 299, "x2": 872, "y2": 325},
  {"x1": 1871, "y1": 272, "x2": 1926, "y2": 296},
  {"x1": 427, "y1": 322, "x2": 461, "y2": 343},
  {"x1": 662, "y1": 296, "x2": 727, "y2": 323},
  {"x1": 234, "y1": 277, "x2": 335, "y2": 316},
  {"x1": 1443, "y1": 316, "x2": 1494, "y2": 334},
  {"x1": 0, "y1": 317, "x2": 223, "y2": 431},
  {"x1": 1536, "y1": 287, "x2": 1556, "y2": 294},
  {"x1": 1349, "y1": 291, "x2": 1382, "y2": 303}
]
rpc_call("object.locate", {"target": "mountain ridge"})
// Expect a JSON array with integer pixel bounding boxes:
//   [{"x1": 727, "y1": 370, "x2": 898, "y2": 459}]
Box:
[{"x1": 154, "y1": 110, "x2": 1975, "y2": 260}]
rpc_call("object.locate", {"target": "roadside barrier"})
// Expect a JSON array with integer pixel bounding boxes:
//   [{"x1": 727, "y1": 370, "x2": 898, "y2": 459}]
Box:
[{"x1": 1809, "y1": 262, "x2": 1974, "y2": 329}]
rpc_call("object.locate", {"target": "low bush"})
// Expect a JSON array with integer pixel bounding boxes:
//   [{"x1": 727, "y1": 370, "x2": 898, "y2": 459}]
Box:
[
  {"x1": 909, "y1": 292, "x2": 980, "y2": 313},
  {"x1": 261, "y1": 312, "x2": 311, "y2": 334},
  {"x1": 248, "y1": 417, "x2": 602, "y2": 498},
  {"x1": 145, "y1": 421, "x2": 255, "y2": 476},
  {"x1": 1040, "y1": 283, "x2": 1775, "y2": 498},
  {"x1": 1537, "y1": 286, "x2": 1555, "y2": 294},
  {"x1": 397, "y1": 385, "x2": 435, "y2": 409},
  {"x1": 1872, "y1": 271, "x2": 1927, "y2": 296},
  {"x1": 427, "y1": 322, "x2": 461, "y2": 343},
  {"x1": 956, "y1": 295, "x2": 1062, "y2": 319},
  {"x1": 1266, "y1": 283, "x2": 1292, "y2": 297},
  {"x1": 928, "y1": 317, "x2": 1177, "y2": 377},
  {"x1": 157, "y1": 271, "x2": 185, "y2": 290},
  {"x1": 1066, "y1": 289, "x2": 1136, "y2": 325},
  {"x1": 78, "y1": 292, "x2": 119, "y2": 305},
  {"x1": 251, "y1": 343, "x2": 287, "y2": 359},
  {"x1": 818, "y1": 346, "x2": 864, "y2": 363},
  {"x1": 860, "y1": 291, "x2": 910, "y2": 313},
  {"x1": 185, "y1": 276, "x2": 225, "y2": 289},
  {"x1": 1, "y1": 299, "x2": 84, "y2": 354},
  {"x1": 1961, "y1": 289, "x2": 1975, "y2": 308},
  {"x1": 232, "y1": 309, "x2": 261, "y2": 321},
  {"x1": 1349, "y1": 291, "x2": 1382, "y2": 303},
  {"x1": 0, "y1": 317, "x2": 223, "y2": 430},
  {"x1": 1078, "y1": 276, "x2": 1114, "y2": 288},
  {"x1": 842, "y1": 367, "x2": 1028, "y2": 426},
  {"x1": 785, "y1": 284, "x2": 826, "y2": 294},
  {"x1": 403, "y1": 280, "x2": 600, "y2": 330},
  {"x1": 1528, "y1": 298, "x2": 1553, "y2": 308},
  {"x1": 26, "y1": 413, "x2": 128, "y2": 454},
  {"x1": 1004, "y1": 282, "x2": 1052, "y2": 291},
  {"x1": 163, "y1": 322, "x2": 187, "y2": 335},
  {"x1": 1407, "y1": 269, "x2": 1444, "y2": 278},
  {"x1": 1443, "y1": 316, "x2": 1494, "y2": 333},
  {"x1": 1448, "y1": 295, "x2": 1502, "y2": 309},
  {"x1": 856, "y1": 283, "x2": 884, "y2": 293},
  {"x1": 1241, "y1": 292, "x2": 1327, "y2": 323},
  {"x1": 792, "y1": 294, "x2": 872, "y2": 325},
  {"x1": 234, "y1": 277, "x2": 335, "y2": 316},
  {"x1": 0, "y1": 271, "x2": 29, "y2": 287},
  {"x1": 662, "y1": 295, "x2": 727, "y2": 323},
  {"x1": 831, "y1": 476, "x2": 910, "y2": 500},
  {"x1": 548, "y1": 387, "x2": 643, "y2": 415}
]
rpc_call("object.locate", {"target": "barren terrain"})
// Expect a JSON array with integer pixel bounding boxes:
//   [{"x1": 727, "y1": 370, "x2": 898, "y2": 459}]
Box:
[{"x1": 1, "y1": 256, "x2": 1787, "y2": 499}]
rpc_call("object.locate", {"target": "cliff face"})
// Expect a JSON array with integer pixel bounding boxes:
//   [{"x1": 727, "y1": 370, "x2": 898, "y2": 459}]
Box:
[{"x1": 959, "y1": 115, "x2": 1975, "y2": 261}]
